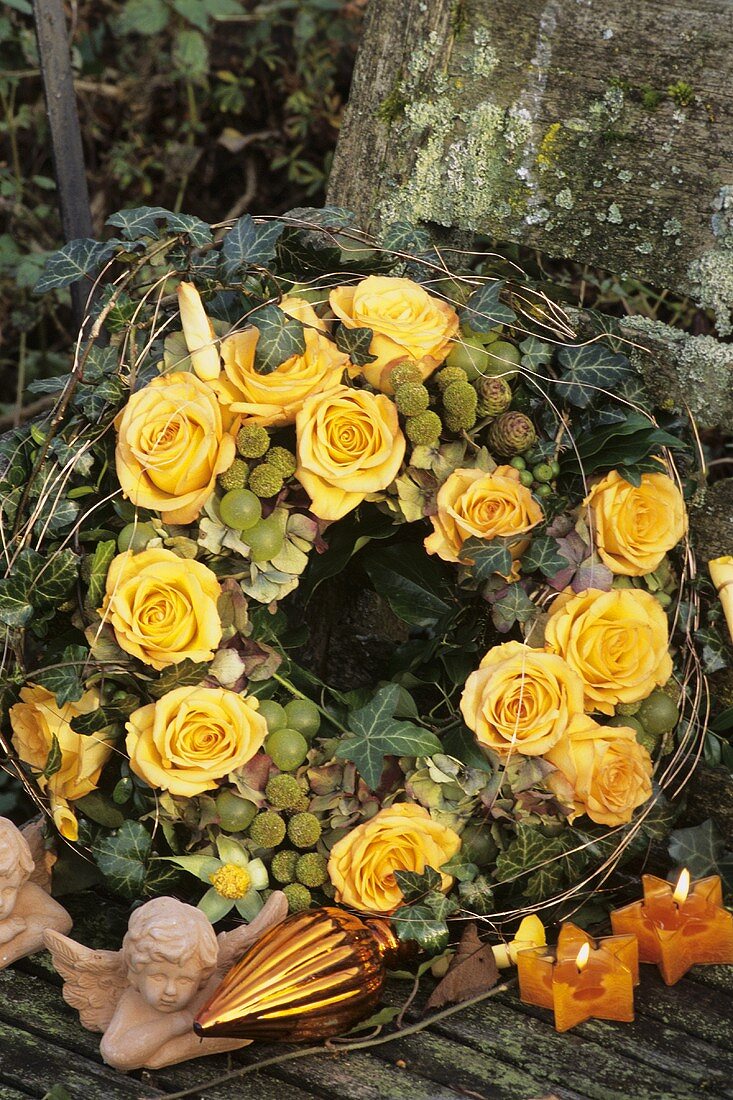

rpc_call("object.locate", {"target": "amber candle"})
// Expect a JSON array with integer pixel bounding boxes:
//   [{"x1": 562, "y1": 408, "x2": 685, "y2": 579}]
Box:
[
  {"x1": 517, "y1": 922, "x2": 638, "y2": 1032},
  {"x1": 610, "y1": 869, "x2": 733, "y2": 986}
]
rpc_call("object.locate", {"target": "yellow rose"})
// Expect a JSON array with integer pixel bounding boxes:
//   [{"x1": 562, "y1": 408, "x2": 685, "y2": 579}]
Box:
[
  {"x1": 115, "y1": 372, "x2": 235, "y2": 525},
  {"x1": 585, "y1": 470, "x2": 687, "y2": 576},
  {"x1": 10, "y1": 685, "x2": 111, "y2": 841},
  {"x1": 177, "y1": 282, "x2": 220, "y2": 382},
  {"x1": 545, "y1": 714, "x2": 653, "y2": 826},
  {"x1": 460, "y1": 641, "x2": 585, "y2": 758},
  {"x1": 425, "y1": 465, "x2": 543, "y2": 565},
  {"x1": 330, "y1": 276, "x2": 459, "y2": 392},
  {"x1": 295, "y1": 384, "x2": 406, "y2": 521},
  {"x1": 213, "y1": 297, "x2": 349, "y2": 427},
  {"x1": 125, "y1": 686, "x2": 266, "y2": 796},
  {"x1": 327, "y1": 803, "x2": 461, "y2": 914},
  {"x1": 709, "y1": 556, "x2": 733, "y2": 644},
  {"x1": 544, "y1": 587, "x2": 672, "y2": 715},
  {"x1": 101, "y1": 547, "x2": 222, "y2": 670}
]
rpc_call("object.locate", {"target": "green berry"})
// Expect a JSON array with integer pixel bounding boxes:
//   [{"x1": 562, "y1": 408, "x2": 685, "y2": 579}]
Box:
[
  {"x1": 258, "y1": 699, "x2": 287, "y2": 733},
  {"x1": 283, "y1": 698, "x2": 321, "y2": 739},
  {"x1": 636, "y1": 691, "x2": 679, "y2": 736},
  {"x1": 606, "y1": 715, "x2": 645, "y2": 737},
  {"x1": 389, "y1": 363, "x2": 423, "y2": 388},
  {"x1": 216, "y1": 789, "x2": 257, "y2": 832},
  {"x1": 533, "y1": 463, "x2": 554, "y2": 483},
  {"x1": 246, "y1": 516, "x2": 285, "y2": 562},
  {"x1": 436, "y1": 365, "x2": 469, "y2": 390},
  {"x1": 395, "y1": 382, "x2": 430, "y2": 417},
  {"x1": 551, "y1": 460, "x2": 561, "y2": 477},
  {"x1": 484, "y1": 340, "x2": 521, "y2": 378},
  {"x1": 287, "y1": 811, "x2": 321, "y2": 849},
  {"x1": 534, "y1": 483, "x2": 552, "y2": 499},
  {"x1": 236, "y1": 423, "x2": 270, "y2": 459},
  {"x1": 406, "y1": 410, "x2": 442, "y2": 445},
  {"x1": 295, "y1": 852, "x2": 328, "y2": 888},
  {"x1": 445, "y1": 336, "x2": 490, "y2": 380},
  {"x1": 283, "y1": 882, "x2": 312, "y2": 913},
  {"x1": 271, "y1": 849, "x2": 299, "y2": 884},
  {"x1": 509, "y1": 456, "x2": 526, "y2": 470},
  {"x1": 266, "y1": 728, "x2": 308, "y2": 771},
  {"x1": 218, "y1": 458, "x2": 250, "y2": 493},
  {"x1": 219, "y1": 488, "x2": 262, "y2": 531},
  {"x1": 249, "y1": 810, "x2": 286, "y2": 848},
  {"x1": 266, "y1": 447, "x2": 297, "y2": 477},
  {"x1": 519, "y1": 469, "x2": 534, "y2": 488},
  {"x1": 249, "y1": 463, "x2": 284, "y2": 498},
  {"x1": 117, "y1": 522, "x2": 157, "y2": 554},
  {"x1": 265, "y1": 773, "x2": 305, "y2": 810}
]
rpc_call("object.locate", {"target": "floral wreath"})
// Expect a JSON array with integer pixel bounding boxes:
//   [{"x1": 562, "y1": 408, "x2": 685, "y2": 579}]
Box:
[{"x1": 0, "y1": 207, "x2": 710, "y2": 955}]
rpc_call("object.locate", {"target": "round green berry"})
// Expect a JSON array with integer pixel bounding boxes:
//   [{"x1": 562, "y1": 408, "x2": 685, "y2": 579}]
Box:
[
  {"x1": 265, "y1": 728, "x2": 308, "y2": 771},
  {"x1": 606, "y1": 715, "x2": 645, "y2": 737},
  {"x1": 117, "y1": 521, "x2": 157, "y2": 554},
  {"x1": 271, "y1": 849, "x2": 299, "y2": 884},
  {"x1": 249, "y1": 463, "x2": 285, "y2": 499},
  {"x1": 519, "y1": 469, "x2": 534, "y2": 488},
  {"x1": 245, "y1": 517, "x2": 285, "y2": 562},
  {"x1": 533, "y1": 463, "x2": 554, "y2": 483},
  {"x1": 236, "y1": 423, "x2": 270, "y2": 459},
  {"x1": 485, "y1": 340, "x2": 521, "y2": 378},
  {"x1": 283, "y1": 882, "x2": 312, "y2": 913},
  {"x1": 534, "y1": 483, "x2": 553, "y2": 499},
  {"x1": 218, "y1": 458, "x2": 250, "y2": 493},
  {"x1": 636, "y1": 691, "x2": 680, "y2": 736},
  {"x1": 436, "y1": 365, "x2": 469, "y2": 390},
  {"x1": 509, "y1": 456, "x2": 526, "y2": 470},
  {"x1": 551, "y1": 459, "x2": 561, "y2": 477},
  {"x1": 249, "y1": 810, "x2": 286, "y2": 848},
  {"x1": 389, "y1": 363, "x2": 423, "y2": 388},
  {"x1": 283, "y1": 698, "x2": 321, "y2": 739},
  {"x1": 395, "y1": 383, "x2": 430, "y2": 417},
  {"x1": 266, "y1": 447, "x2": 297, "y2": 477},
  {"x1": 295, "y1": 852, "x2": 328, "y2": 888},
  {"x1": 216, "y1": 789, "x2": 257, "y2": 832},
  {"x1": 219, "y1": 488, "x2": 262, "y2": 531},
  {"x1": 287, "y1": 811, "x2": 322, "y2": 849},
  {"x1": 406, "y1": 410, "x2": 442, "y2": 446},
  {"x1": 265, "y1": 773, "x2": 305, "y2": 810},
  {"x1": 258, "y1": 699, "x2": 287, "y2": 733},
  {"x1": 445, "y1": 336, "x2": 489, "y2": 380}
]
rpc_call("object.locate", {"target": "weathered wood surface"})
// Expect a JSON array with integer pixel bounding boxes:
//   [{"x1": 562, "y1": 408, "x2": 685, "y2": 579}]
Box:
[
  {"x1": 329, "y1": 0, "x2": 733, "y2": 334},
  {"x1": 1, "y1": 893, "x2": 732, "y2": 1099}
]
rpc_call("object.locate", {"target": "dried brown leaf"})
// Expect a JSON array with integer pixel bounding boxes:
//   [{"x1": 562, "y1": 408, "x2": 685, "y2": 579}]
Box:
[{"x1": 425, "y1": 922, "x2": 499, "y2": 1010}]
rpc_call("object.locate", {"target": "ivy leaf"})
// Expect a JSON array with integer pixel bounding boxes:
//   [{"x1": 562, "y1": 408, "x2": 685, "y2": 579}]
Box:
[
  {"x1": 106, "y1": 206, "x2": 212, "y2": 246},
  {"x1": 394, "y1": 865, "x2": 442, "y2": 903},
  {"x1": 520, "y1": 336, "x2": 554, "y2": 370},
  {"x1": 336, "y1": 683, "x2": 442, "y2": 790},
  {"x1": 361, "y1": 542, "x2": 452, "y2": 628},
  {"x1": 41, "y1": 735, "x2": 62, "y2": 780},
  {"x1": 35, "y1": 645, "x2": 88, "y2": 707},
  {"x1": 0, "y1": 576, "x2": 34, "y2": 627},
  {"x1": 116, "y1": 0, "x2": 170, "y2": 34},
  {"x1": 495, "y1": 823, "x2": 587, "y2": 903},
  {"x1": 93, "y1": 821, "x2": 152, "y2": 899},
  {"x1": 87, "y1": 540, "x2": 116, "y2": 610},
  {"x1": 221, "y1": 215, "x2": 285, "y2": 278},
  {"x1": 491, "y1": 584, "x2": 537, "y2": 633},
  {"x1": 380, "y1": 220, "x2": 433, "y2": 254},
  {"x1": 460, "y1": 537, "x2": 513, "y2": 581},
  {"x1": 521, "y1": 536, "x2": 570, "y2": 578},
  {"x1": 149, "y1": 659, "x2": 210, "y2": 698},
  {"x1": 464, "y1": 281, "x2": 517, "y2": 332},
  {"x1": 35, "y1": 239, "x2": 121, "y2": 294},
  {"x1": 249, "y1": 304, "x2": 306, "y2": 375},
  {"x1": 668, "y1": 819, "x2": 728, "y2": 879},
  {"x1": 335, "y1": 324, "x2": 377, "y2": 366},
  {"x1": 71, "y1": 696, "x2": 138, "y2": 735},
  {"x1": 392, "y1": 903, "x2": 449, "y2": 954},
  {"x1": 0, "y1": 548, "x2": 78, "y2": 628},
  {"x1": 556, "y1": 343, "x2": 635, "y2": 408},
  {"x1": 74, "y1": 791, "x2": 125, "y2": 829}
]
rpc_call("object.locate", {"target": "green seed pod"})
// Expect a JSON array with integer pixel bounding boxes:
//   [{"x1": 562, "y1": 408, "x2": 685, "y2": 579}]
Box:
[
  {"x1": 295, "y1": 851, "x2": 329, "y2": 888},
  {"x1": 236, "y1": 423, "x2": 270, "y2": 459},
  {"x1": 389, "y1": 362, "x2": 423, "y2": 388},
  {"x1": 218, "y1": 458, "x2": 250, "y2": 493},
  {"x1": 487, "y1": 411, "x2": 537, "y2": 456},
  {"x1": 266, "y1": 446, "x2": 297, "y2": 477},
  {"x1": 406, "y1": 410, "x2": 443, "y2": 445},
  {"x1": 436, "y1": 365, "x2": 469, "y2": 391},
  {"x1": 476, "y1": 375, "x2": 512, "y2": 417},
  {"x1": 283, "y1": 882, "x2": 312, "y2": 913},
  {"x1": 249, "y1": 463, "x2": 285, "y2": 498},
  {"x1": 287, "y1": 811, "x2": 322, "y2": 849},
  {"x1": 265, "y1": 773, "x2": 305, "y2": 810},
  {"x1": 271, "y1": 849, "x2": 299, "y2": 884},
  {"x1": 248, "y1": 810, "x2": 286, "y2": 849},
  {"x1": 395, "y1": 382, "x2": 430, "y2": 417}
]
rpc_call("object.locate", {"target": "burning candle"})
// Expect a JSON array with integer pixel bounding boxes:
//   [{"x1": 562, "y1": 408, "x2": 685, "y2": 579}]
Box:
[
  {"x1": 610, "y1": 869, "x2": 733, "y2": 986},
  {"x1": 517, "y1": 922, "x2": 638, "y2": 1032}
]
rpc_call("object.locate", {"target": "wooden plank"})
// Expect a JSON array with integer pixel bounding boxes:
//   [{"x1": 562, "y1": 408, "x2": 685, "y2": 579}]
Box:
[{"x1": 329, "y1": 0, "x2": 733, "y2": 332}]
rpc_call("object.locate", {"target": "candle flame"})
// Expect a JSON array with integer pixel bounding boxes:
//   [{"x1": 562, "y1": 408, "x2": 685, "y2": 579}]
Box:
[
  {"x1": 575, "y1": 941, "x2": 591, "y2": 971},
  {"x1": 673, "y1": 868, "x2": 690, "y2": 905}
]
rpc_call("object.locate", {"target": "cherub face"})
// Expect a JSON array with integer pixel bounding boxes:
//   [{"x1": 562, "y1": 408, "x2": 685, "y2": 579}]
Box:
[
  {"x1": 135, "y1": 958, "x2": 203, "y2": 1013},
  {"x1": 0, "y1": 876, "x2": 21, "y2": 920}
]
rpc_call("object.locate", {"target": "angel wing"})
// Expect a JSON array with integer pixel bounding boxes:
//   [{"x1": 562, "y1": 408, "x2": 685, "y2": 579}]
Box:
[
  {"x1": 20, "y1": 818, "x2": 56, "y2": 894},
  {"x1": 43, "y1": 929, "x2": 128, "y2": 1033},
  {"x1": 216, "y1": 890, "x2": 289, "y2": 976}
]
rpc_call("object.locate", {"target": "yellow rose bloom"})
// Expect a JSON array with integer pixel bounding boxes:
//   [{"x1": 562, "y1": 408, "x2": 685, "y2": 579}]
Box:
[
  {"x1": 115, "y1": 371, "x2": 235, "y2": 525},
  {"x1": 177, "y1": 282, "x2": 220, "y2": 382},
  {"x1": 544, "y1": 587, "x2": 672, "y2": 715},
  {"x1": 425, "y1": 465, "x2": 543, "y2": 565},
  {"x1": 213, "y1": 297, "x2": 350, "y2": 427},
  {"x1": 585, "y1": 470, "x2": 687, "y2": 576},
  {"x1": 327, "y1": 802, "x2": 461, "y2": 914},
  {"x1": 295, "y1": 384, "x2": 406, "y2": 521},
  {"x1": 125, "y1": 686, "x2": 266, "y2": 796},
  {"x1": 545, "y1": 714, "x2": 653, "y2": 826},
  {"x1": 460, "y1": 641, "x2": 585, "y2": 758},
  {"x1": 709, "y1": 556, "x2": 733, "y2": 644},
  {"x1": 330, "y1": 276, "x2": 459, "y2": 392},
  {"x1": 10, "y1": 684, "x2": 111, "y2": 841},
  {"x1": 101, "y1": 547, "x2": 222, "y2": 671}
]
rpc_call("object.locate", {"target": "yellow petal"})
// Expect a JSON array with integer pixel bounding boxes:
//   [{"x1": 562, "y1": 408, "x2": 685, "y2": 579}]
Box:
[
  {"x1": 709, "y1": 556, "x2": 733, "y2": 644},
  {"x1": 178, "y1": 282, "x2": 221, "y2": 382}
]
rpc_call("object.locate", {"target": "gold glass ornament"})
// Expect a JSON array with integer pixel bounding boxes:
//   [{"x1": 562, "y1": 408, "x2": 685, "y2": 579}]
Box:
[{"x1": 194, "y1": 906, "x2": 406, "y2": 1041}]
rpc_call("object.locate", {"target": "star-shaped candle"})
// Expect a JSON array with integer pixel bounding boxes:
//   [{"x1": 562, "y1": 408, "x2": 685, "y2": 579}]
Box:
[
  {"x1": 517, "y1": 922, "x2": 638, "y2": 1032},
  {"x1": 610, "y1": 869, "x2": 733, "y2": 986}
]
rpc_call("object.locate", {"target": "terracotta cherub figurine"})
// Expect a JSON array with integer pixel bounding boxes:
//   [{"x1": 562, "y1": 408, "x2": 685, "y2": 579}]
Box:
[
  {"x1": 0, "y1": 816, "x2": 72, "y2": 968},
  {"x1": 44, "y1": 891, "x2": 288, "y2": 1071}
]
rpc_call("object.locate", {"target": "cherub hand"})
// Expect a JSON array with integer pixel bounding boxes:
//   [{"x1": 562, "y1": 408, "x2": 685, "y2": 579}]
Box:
[{"x1": 0, "y1": 918, "x2": 27, "y2": 944}]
